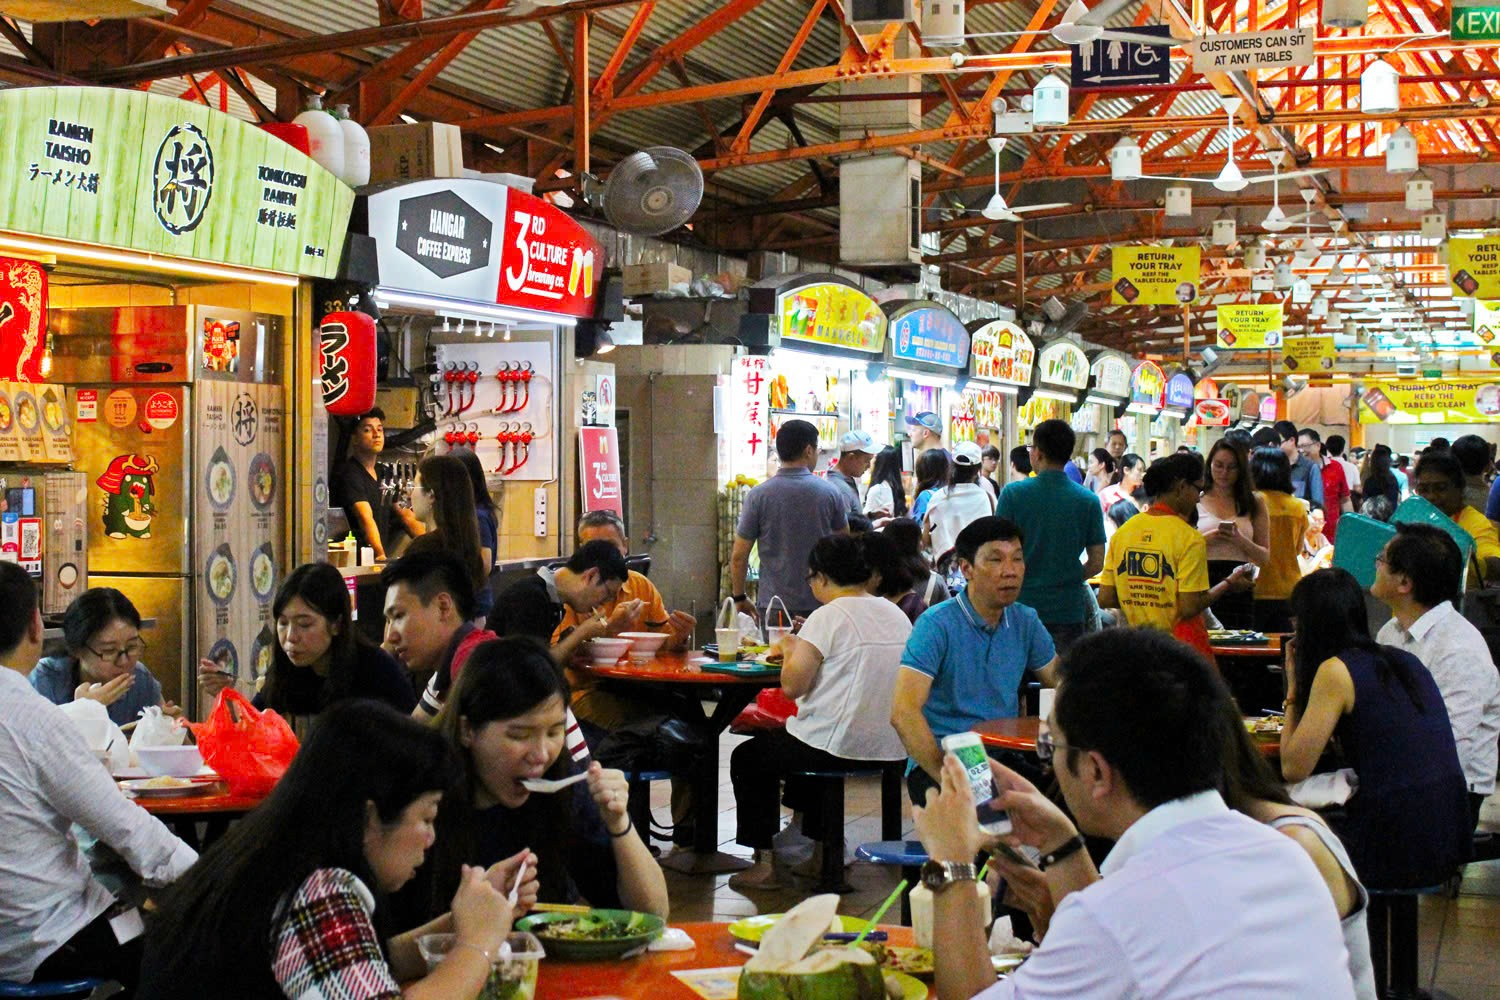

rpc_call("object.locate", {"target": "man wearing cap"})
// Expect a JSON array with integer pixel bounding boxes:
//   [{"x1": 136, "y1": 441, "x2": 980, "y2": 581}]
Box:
[
  {"x1": 924, "y1": 442, "x2": 998, "y2": 560},
  {"x1": 829, "y1": 430, "x2": 880, "y2": 518},
  {"x1": 906, "y1": 411, "x2": 943, "y2": 456}
]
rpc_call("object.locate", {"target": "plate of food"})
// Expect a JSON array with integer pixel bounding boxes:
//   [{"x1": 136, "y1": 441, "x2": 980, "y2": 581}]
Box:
[
  {"x1": 248, "y1": 453, "x2": 277, "y2": 510},
  {"x1": 119, "y1": 775, "x2": 216, "y2": 798},
  {"x1": 885, "y1": 946, "x2": 934, "y2": 980},
  {"x1": 1206, "y1": 629, "x2": 1267, "y2": 645},
  {"x1": 738, "y1": 897, "x2": 924, "y2": 999},
  {"x1": 515, "y1": 908, "x2": 664, "y2": 960},
  {"x1": 206, "y1": 446, "x2": 235, "y2": 511},
  {"x1": 729, "y1": 913, "x2": 873, "y2": 946}
]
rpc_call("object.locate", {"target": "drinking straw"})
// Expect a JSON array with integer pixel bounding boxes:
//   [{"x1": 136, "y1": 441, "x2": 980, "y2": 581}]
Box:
[
  {"x1": 850, "y1": 879, "x2": 908, "y2": 947},
  {"x1": 977, "y1": 859, "x2": 990, "y2": 882}
]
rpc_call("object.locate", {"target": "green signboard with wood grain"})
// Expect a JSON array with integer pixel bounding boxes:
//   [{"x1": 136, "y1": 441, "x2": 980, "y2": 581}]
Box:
[{"x1": 0, "y1": 87, "x2": 353, "y2": 279}]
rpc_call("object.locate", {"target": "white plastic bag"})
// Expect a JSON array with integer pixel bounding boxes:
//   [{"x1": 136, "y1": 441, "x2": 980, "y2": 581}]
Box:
[
  {"x1": 129, "y1": 705, "x2": 186, "y2": 755},
  {"x1": 57, "y1": 700, "x2": 130, "y2": 771}
]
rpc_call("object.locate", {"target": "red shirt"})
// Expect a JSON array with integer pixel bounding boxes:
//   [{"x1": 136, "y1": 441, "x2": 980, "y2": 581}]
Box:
[{"x1": 1319, "y1": 460, "x2": 1349, "y2": 541}]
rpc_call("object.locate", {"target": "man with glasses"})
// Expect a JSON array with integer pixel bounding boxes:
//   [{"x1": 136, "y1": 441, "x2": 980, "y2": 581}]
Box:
[
  {"x1": 1412, "y1": 449, "x2": 1500, "y2": 588},
  {"x1": 911, "y1": 628, "x2": 1356, "y2": 1000},
  {"x1": 1274, "y1": 419, "x2": 1324, "y2": 509},
  {"x1": 1297, "y1": 428, "x2": 1352, "y2": 541},
  {"x1": 1098, "y1": 455, "x2": 1252, "y2": 661}
]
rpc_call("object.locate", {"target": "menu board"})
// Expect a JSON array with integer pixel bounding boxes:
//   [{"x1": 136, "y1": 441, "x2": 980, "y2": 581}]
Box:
[
  {"x1": 1164, "y1": 373, "x2": 1195, "y2": 410},
  {"x1": 1129, "y1": 361, "x2": 1165, "y2": 408},
  {"x1": 0, "y1": 381, "x2": 73, "y2": 463},
  {"x1": 1090, "y1": 353, "x2": 1132, "y2": 399},
  {"x1": 194, "y1": 381, "x2": 285, "y2": 696},
  {"x1": 970, "y1": 321, "x2": 1035, "y2": 386},
  {"x1": 776, "y1": 282, "x2": 887, "y2": 354},
  {"x1": 1036, "y1": 340, "x2": 1088, "y2": 390},
  {"x1": 889, "y1": 306, "x2": 970, "y2": 368}
]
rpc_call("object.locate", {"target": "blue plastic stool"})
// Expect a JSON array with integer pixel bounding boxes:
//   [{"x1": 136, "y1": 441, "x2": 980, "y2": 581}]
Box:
[
  {"x1": 855, "y1": 840, "x2": 929, "y2": 924},
  {"x1": 622, "y1": 769, "x2": 673, "y2": 848},
  {"x1": 0, "y1": 979, "x2": 110, "y2": 998},
  {"x1": 1367, "y1": 883, "x2": 1445, "y2": 1000}
]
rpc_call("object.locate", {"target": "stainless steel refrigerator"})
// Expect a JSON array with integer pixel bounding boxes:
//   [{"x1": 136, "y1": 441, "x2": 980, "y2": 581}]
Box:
[{"x1": 54, "y1": 306, "x2": 284, "y2": 712}]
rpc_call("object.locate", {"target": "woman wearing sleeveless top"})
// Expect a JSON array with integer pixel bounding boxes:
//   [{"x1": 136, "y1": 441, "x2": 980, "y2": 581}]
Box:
[
  {"x1": 1197, "y1": 441, "x2": 1269, "y2": 629},
  {"x1": 1280, "y1": 569, "x2": 1471, "y2": 890}
]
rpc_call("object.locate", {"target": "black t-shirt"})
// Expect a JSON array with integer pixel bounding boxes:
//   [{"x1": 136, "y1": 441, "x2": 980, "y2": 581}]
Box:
[
  {"x1": 485, "y1": 572, "x2": 564, "y2": 641},
  {"x1": 473, "y1": 774, "x2": 620, "y2": 908},
  {"x1": 252, "y1": 644, "x2": 417, "y2": 717},
  {"x1": 330, "y1": 458, "x2": 389, "y2": 552}
]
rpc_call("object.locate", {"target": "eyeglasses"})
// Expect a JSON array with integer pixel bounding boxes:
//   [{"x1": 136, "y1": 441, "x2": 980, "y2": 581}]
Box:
[
  {"x1": 85, "y1": 638, "x2": 147, "y2": 663},
  {"x1": 1036, "y1": 729, "x2": 1079, "y2": 764}
]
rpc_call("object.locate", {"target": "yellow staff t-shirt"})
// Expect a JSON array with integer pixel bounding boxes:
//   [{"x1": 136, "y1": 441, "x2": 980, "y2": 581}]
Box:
[{"x1": 1101, "y1": 507, "x2": 1211, "y2": 633}]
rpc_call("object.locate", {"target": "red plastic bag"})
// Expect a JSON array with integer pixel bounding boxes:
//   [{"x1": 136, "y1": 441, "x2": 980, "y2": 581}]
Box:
[
  {"x1": 729, "y1": 687, "x2": 798, "y2": 735},
  {"x1": 189, "y1": 688, "x2": 299, "y2": 797}
]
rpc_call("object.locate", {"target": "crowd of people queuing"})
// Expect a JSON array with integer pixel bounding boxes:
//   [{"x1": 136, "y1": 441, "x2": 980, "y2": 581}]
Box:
[{"x1": 2, "y1": 407, "x2": 1497, "y2": 998}]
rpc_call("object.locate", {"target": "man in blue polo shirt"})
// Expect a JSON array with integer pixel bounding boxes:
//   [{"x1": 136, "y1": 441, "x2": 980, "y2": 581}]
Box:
[
  {"x1": 891, "y1": 516, "x2": 1059, "y2": 802},
  {"x1": 996, "y1": 419, "x2": 1106, "y2": 653}
]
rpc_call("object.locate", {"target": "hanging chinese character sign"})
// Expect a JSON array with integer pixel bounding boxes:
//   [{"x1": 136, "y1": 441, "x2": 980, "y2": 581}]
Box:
[
  {"x1": 0, "y1": 257, "x2": 48, "y2": 382},
  {"x1": 729, "y1": 356, "x2": 770, "y2": 478}
]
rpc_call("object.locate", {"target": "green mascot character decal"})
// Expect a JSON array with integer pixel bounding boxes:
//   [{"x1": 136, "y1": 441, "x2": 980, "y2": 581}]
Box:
[{"x1": 97, "y1": 453, "x2": 159, "y2": 539}]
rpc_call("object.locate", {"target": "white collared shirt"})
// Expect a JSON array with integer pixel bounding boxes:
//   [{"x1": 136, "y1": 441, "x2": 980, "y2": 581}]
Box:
[
  {"x1": 1377, "y1": 601, "x2": 1500, "y2": 794},
  {"x1": 978, "y1": 790, "x2": 1356, "y2": 1000},
  {"x1": 0, "y1": 667, "x2": 196, "y2": 981}
]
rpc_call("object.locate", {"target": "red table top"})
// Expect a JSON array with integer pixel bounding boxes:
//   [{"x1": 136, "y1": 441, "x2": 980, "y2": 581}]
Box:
[
  {"x1": 584, "y1": 650, "x2": 781, "y2": 685},
  {"x1": 1210, "y1": 633, "x2": 1287, "y2": 659},
  {"x1": 535, "y1": 921, "x2": 919, "y2": 998},
  {"x1": 971, "y1": 716, "x2": 1278, "y2": 758},
  {"x1": 128, "y1": 780, "x2": 266, "y2": 816}
]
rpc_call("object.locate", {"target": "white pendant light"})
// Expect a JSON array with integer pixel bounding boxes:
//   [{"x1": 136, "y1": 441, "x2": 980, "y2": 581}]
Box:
[
  {"x1": 1211, "y1": 212, "x2": 1237, "y2": 246},
  {"x1": 922, "y1": 1, "x2": 965, "y2": 48},
  {"x1": 1164, "y1": 184, "x2": 1193, "y2": 217},
  {"x1": 1275, "y1": 260, "x2": 1294, "y2": 289},
  {"x1": 1292, "y1": 278, "x2": 1314, "y2": 303},
  {"x1": 1405, "y1": 171, "x2": 1434, "y2": 211},
  {"x1": 1032, "y1": 73, "x2": 1070, "y2": 127},
  {"x1": 1109, "y1": 136, "x2": 1142, "y2": 181},
  {"x1": 1344, "y1": 320, "x2": 1359, "y2": 338},
  {"x1": 1310, "y1": 296, "x2": 1329, "y2": 317},
  {"x1": 1421, "y1": 213, "x2": 1445, "y2": 240},
  {"x1": 1437, "y1": 239, "x2": 1450, "y2": 265},
  {"x1": 1329, "y1": 260, "x2": 1346, "y2": 282},
  {"x1": 1385, "y1": 125, "x2": 1419, "y2": 174},
  {"x1": 1244, "y1": 240, "x2": 1267, "y2": 270},
  {"x1": 1361, "y1": 60, "x2": 1400, "y2": 114},
  {"x1": 1322, "y1": 0, "x2": 1368, "y2": 28}
]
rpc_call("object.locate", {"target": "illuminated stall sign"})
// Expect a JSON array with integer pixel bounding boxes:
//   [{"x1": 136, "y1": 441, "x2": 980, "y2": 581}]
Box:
[
  {"x1": 969, "y1": 321, "x2": 1035, "y2": 386},
  {"x1": 1035, "y1": 339, "x2": 1089, "y2": 391},
  {"x1": 888, "y1": 305, "x2": 970, "y2": 369},
  {"x1": 775, "y1": 281, "x2": 887, "y2": 354},
  {"x1": 1129, "y1": 361, "x2": 1165, "y2": 409},
  {"x1": 1090, "y1": 353, "x2": 1132, "y2": 399},
  {"x1": 1164, "y1": 373, "x2": 1195, "y2": 410}
]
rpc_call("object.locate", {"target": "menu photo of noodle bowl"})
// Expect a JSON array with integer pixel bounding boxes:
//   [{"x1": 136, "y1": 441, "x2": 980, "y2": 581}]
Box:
[
  {"x1": 204, "y1": 637, "x2": 239, "y2": 681},
  {"x1": 249, "y1": 625, "x2": 276, "y2": 686},
  {"x1": 248, "y1": 452, "x2": 277, "y2": 511},
  {"x1": 205, "y1": 543, "x2": 237, "y2": 607},
  {"x1": 206, "y1": 445, "x2": 236, "y2": 512},
  {"x1": 250, "y1": 542, "x2": 276, "y2": 602}
]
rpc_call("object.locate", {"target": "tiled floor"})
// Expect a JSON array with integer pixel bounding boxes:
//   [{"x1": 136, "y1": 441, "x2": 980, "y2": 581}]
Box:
[{"x1": 641, "y1": 732, "x2": 1500, "y2": 997}]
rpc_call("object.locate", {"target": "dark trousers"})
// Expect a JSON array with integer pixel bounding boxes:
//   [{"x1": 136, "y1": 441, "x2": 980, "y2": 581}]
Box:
[
  {"x1": 731, "y1": 728, "x2": 891, "y2": 850},
  {"x1": 32, "y1": 907, "x2": 142, "y2": 989},
  {"x1": 1254, "y1": 598, "x2": 1293, "y2": 634},
  {"x1": 1472, "y1": 792, "x2": 1487, "y2": 834},
  {"x1": 1207, "y1": 560, "x2": 1255, "y2": 629}
]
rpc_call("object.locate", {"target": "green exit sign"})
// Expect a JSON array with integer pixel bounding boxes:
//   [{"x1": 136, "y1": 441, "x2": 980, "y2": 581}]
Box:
[{"x1": 1453, "y1": 4, "x2": 1500, "y2": 40}]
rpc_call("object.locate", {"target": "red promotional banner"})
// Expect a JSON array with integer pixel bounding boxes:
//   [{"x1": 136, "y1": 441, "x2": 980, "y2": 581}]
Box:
[
  {"x1": 0, "y1": 257, "x2": 48, "y2": 382},
  {"x1": 579, "y1": 426, "x2": 623, "y2": 516},
  {"x1": 497, "y1": 187, "x2": 601, "y2": 319}
]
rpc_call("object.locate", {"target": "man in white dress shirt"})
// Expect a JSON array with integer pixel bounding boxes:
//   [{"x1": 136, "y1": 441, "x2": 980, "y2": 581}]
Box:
[
  {"x1": 1374, "y1": 522, "x2": 1500, "y2": 831},
  {"x1": 914, "y1": 627, "x2": 1355, "y2": 1000},
  {"x1": 0, "y1": 562, "x2": 196, "y2": 985}
]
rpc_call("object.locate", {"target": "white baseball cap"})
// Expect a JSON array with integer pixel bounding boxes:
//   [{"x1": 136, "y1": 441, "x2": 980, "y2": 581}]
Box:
[
  {"x1": 952, "y1": 441, "x2": 983, "y2": 466},
  {"x1": 839, "y1": 430, "x2": 882, "y2": 454}
]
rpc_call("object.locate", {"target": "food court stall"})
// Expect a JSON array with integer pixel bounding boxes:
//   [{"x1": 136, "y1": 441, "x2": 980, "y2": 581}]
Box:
[
  {"x1": 959, "y1": 319, "x2": 1034, "y2": 451},
  {"x1": 0, "y1": 86, "x2": 354, "y2": 712},
  {"x1": 1083, "y1": 349, "x2": 1134, "y2": 451},
  {"x1": 1025, "y1": 338, "x2": 1090, "y2": 454},
  {"x1": 1124, "y1": 361, "x2": 1166, "y2": 454},
  {"x1": 1188, "y1": 376, "x2": 1231, "y2": 448},
  {"x1": 1158, "y1": 369, "x2": 1196, "y2": 447},
  {"x1": 879, "y1": 301, "x2": 971, "y2": 452}
]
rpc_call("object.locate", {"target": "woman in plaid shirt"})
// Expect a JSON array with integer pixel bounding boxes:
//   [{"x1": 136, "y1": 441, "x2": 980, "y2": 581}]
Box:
[{"x1": 139, "y1": 700, "x2": 536, "y2": 999}]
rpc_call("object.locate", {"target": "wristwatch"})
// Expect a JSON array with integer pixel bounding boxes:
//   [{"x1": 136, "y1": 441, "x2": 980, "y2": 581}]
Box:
[
  {"x1": 731, "y1": 593, "x2": 749, "y2": 602},
  {"x1": 919, "y1": 859, "x2": 978, "y2": 891},
  {"x1": 1038, "y1": 834, "x2": 1088, "y2": 871}
]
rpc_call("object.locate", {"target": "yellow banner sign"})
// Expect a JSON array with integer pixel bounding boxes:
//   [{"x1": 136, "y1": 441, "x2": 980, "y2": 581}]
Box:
[
  {"x1": 1111, "y1": 246, "x2": 1200, "y2": 305},
  {"x1": 1358, "y1": 380, "x2": 1500, "y2": 423},
  {"x1": 1282, "y1": 335, "x2": 1335, "y2": 382},
  {"x1": 1448, "y1": 236, "x2": 1500, "y2": 299},
  {"x1": 1216, "y1": 303, "x2": 1283, "y2": 350}
]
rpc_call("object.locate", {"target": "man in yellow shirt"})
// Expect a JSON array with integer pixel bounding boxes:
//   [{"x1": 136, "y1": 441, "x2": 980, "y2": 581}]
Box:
[
  {"x1": 1099, "y1": 454, "x2": 1252, "y2": 660},
  {"x1": 1413, "y1": 450, "x2": 1500, "y2": 589}
]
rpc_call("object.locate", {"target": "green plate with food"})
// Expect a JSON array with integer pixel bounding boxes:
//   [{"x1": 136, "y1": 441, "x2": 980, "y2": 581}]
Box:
[
  {"x1": 515, "y1": 908, "x2": 665, "y2": 960},
  {"x1": 729, "y1": 913, "x2": 873, "y2": 945}
]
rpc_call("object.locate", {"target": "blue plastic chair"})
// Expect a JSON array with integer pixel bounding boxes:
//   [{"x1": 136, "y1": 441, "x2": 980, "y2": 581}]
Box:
[
  {"x1": 622, "y1": 769, "x2": 673, "y2": 847},
  {"x1": 0, "y1": 979, "x2": 109, "y2": 998}
]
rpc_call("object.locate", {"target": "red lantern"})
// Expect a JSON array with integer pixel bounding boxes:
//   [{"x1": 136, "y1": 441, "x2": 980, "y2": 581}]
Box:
[
  {"x1": 318, "y1": 311, "x2": 377, "y2": 416},
  {"x1": 0, "y1": 257, "x2": 48, "y2": 383}
]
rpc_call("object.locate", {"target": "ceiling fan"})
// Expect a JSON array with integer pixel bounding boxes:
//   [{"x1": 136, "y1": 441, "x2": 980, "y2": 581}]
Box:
[
  {"x1": 1149, "y1": 97, "x2": 1328, "y2": 193},
  {"x1": 974, "y1": 138, "x2": 1071, "y2": 223},
  {"x1": 1050, "y1": 0, "x2": 1181, "y2": 47}
]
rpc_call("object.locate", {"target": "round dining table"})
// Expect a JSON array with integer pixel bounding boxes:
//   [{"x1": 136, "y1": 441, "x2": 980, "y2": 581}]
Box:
[
  {"x1": 970, "y1": 715, "x2": 1278, "y2": 759},
  {"x1": 535, "y1": 920, "x2": 921, "y2": 998},
  {"x1": 583, "y1": 650, "x2": 784, "y2": 874},
  {"x1": 127, "y1": 780, "x2": 266, "y2": 850}
]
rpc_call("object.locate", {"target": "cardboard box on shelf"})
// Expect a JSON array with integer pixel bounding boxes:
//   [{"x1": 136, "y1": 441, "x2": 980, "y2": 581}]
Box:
[
  {"x1": 374, "y1": 386, "x2": 421, "y2": 428},
  {"x1": 367, "y1": 122, "x2": 464, "y2": 183},
  {"x1": 622, "y1": 263, "x2": 692, "y2": 297}
]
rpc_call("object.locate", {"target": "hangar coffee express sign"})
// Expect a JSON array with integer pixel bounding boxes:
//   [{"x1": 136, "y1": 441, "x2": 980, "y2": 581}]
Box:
[{"x1": 366, "y1": 178, "x2": 602, "y2": 318}]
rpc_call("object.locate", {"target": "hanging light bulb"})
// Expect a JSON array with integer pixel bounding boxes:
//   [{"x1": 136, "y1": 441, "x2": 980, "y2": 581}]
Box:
[
  {"x1": 38, "y1": 333, "x2": 54, "y2": 379},
  {"x1": 1322, "y1": 0, "x2": 1368, "y2": 27},
  {"x1": 1361, "y1": 59, "x2": 1400, "y2": 114},
  {"x1": 1109, "y1": 136, "x2": 1142, "y2": 181},
  {"x1": 1031, "y1": 73, "x2": 1070, "y2": 127}
]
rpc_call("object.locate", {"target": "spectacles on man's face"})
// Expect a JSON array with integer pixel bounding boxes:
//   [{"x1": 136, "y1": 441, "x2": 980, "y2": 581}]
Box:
[
  {"x1": 1036, "y1": 728, "x2": 1079, "y2": 764},
  {"x1": 85, "y1": 638, "x2": 147, "y2": 663}
]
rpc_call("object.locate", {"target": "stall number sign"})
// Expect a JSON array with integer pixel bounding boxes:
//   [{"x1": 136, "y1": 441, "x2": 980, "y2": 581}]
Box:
[
  {"x1": 1453, "y1": 3, "x2": 1500, "y2": 40},
  {"x1": 498, "y1": 188, "x2": 598, "y2": 318},
  {"x1": 1191, "y1": 30, "x2": 1313, "y2": 73}
]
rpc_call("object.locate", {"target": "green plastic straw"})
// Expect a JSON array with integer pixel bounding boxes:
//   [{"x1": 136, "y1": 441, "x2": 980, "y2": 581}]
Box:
[
  {"x1": 850, "y1": 879, "x2": 908, "y2": 947},
  {"x1": 977, "y1": 859, "x2": 990, "y2": 882}
]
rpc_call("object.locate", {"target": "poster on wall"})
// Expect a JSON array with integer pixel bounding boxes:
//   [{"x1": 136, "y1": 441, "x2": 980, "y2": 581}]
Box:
[
  {"x1": 1358, "y1": 380, "x2": 1500, "y2": 423},
  {"x1": 1110, "y1": 246, "x2": 1200, "y2": 305},
  {"x1": 578, "y1": 427, "x2": 623, "y2": 516},
  {"x1": 1216, "y1": 303, "x2": 1283, "y2": 349},
  {"x1": 1448, "y1": 236, "x2": 1500, "y2": 299}
]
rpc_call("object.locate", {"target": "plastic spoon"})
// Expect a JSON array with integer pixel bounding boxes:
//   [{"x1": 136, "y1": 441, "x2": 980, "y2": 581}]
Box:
[{"x1": 520, "y1": 771, "x2": 590, "y2": 794}]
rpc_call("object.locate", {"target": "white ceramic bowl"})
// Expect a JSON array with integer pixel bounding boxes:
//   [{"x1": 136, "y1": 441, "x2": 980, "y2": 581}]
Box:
[
  {"x1": 135, "y1": 745, "x2": 204, "y2": 778},
  {"x1": 619, "y1": 631, "x2": 669, "y2": 660},
  {"x1": 586, "y1": 637, "x2": 632, "y2": 665}
]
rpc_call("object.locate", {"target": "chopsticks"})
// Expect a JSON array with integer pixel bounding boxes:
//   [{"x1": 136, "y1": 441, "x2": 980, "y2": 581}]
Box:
[{"x1": 530, "y1": 902, "x2": 590, "y2": 915}]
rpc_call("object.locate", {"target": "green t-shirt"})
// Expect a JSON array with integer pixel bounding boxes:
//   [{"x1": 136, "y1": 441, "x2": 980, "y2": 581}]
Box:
[{"x1": 996, "y1": 469, "x2": 1107, "y2": 625}]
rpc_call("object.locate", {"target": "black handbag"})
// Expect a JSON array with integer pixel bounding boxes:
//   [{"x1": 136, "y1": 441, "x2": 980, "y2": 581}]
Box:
[{"x1": 593, "y1": 715, "x2": 705, "y2": 773}]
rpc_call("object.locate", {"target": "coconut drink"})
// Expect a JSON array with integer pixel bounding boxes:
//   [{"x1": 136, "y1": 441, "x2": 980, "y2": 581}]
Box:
[{"x1": 737, "y1": 895, "x2": 887, "y2": 1000}]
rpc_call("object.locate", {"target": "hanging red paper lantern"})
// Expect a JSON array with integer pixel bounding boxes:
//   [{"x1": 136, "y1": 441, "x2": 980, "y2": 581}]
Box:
[
  {"x1": 318, "y1": 311, "x2": 377, "y2": 416},
  {"x1": 0, "y1": 257, "x2": 48, "y2": 383}
]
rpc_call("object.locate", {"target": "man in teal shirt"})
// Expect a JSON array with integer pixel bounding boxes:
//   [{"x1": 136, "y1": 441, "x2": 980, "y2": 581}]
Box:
[{"x1": 996, "y1": 419, "x2": 1106, "y2": 653}]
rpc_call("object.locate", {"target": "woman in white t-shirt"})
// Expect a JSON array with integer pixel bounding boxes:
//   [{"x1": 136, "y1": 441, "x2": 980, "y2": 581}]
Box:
[{"x1": 727, "y1": 534, "x2": 912, "y2": 890}]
